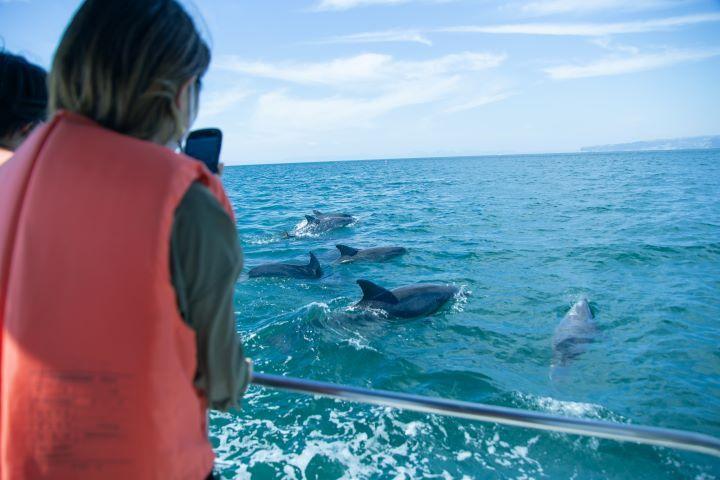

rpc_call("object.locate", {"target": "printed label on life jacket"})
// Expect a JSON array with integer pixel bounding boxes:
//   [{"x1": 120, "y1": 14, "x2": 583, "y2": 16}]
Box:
[{"x1": 27, "y1": 369, "x2": 135, "y2": 472}]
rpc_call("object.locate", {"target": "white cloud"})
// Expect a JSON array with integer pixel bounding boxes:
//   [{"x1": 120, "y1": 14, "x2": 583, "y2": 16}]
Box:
[
  {"x1": 444, "y1": 91, "x2": 517, "y2": 113},
  {"x1": 312, "y1": 29, "x2": 433, "y2": 46},
  {"x1": 315, "y1": 0, "x2": 408, "y2": 10},
  {"x1": 216, "y1": 52, "x2": 506, "y2": 87},
  {"x1": 438, "y1": 12, "x2": 720, "y2": 36},
  {"x1": 218, "y1": 53, "x2": 390, "y2": 85},
  {"x1": 590, "y1": 37, "x2": 640, "y2": 55},
  {"x1": 252, "y1": 77, "x2": 459, "y2": 131},
  {"x1": 199, "y1": 86, "x2": 253, "y2": 117},
  {"x1": 544, "y1": 47, "x2": 720, "y2": 79},
  {"x1": 517, "y1": 0, "x2": 676, "y2": 16},
  {"x1": 313, "y1": 0, "x2": 452, "y2": 11},
  {"x1": 215, "y1": 51, "x2": 512, "y2": 147},
  {"x1": 317, "y1": 12, "x2": 720, "y2": 46}
]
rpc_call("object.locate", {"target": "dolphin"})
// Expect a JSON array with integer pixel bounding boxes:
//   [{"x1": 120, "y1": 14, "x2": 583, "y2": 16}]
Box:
[
  {"x1": 336, "y1": 244, "x2": 407, "y2": 263},
  {"x1": 313, "y1": 209, "x2": 348, "y2": 217},
  {"x1": 354, "y1": 279, "x2": 458, "y2": 319},
  {"x1": 551, "y1": 298, "x2": 596, "y2": 371},
  {"x1": 304, "y1": 210, "x2": 355, "y2": 232},
  {"x1": 248, "y1": 253, "x2": 322, "y2": 279}
]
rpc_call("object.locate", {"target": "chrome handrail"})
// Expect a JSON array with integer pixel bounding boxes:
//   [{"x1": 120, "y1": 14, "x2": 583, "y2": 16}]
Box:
[{"x1": 251, "y1": 372, "x2": 720, "y2": 458}]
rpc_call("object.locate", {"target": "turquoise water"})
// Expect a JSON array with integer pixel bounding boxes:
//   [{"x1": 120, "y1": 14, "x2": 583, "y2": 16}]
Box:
[{"x1": 212, "y1": 150, "x2": 720, "y2": 479}]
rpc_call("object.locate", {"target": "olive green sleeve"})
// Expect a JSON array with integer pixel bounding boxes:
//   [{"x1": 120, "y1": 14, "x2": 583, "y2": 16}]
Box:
[{"x1": 170, "y1": 181, "x2": 249, "y2": 411}]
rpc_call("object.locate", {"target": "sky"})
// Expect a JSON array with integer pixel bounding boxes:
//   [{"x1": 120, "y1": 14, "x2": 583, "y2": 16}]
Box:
[{"x1": 1, "y1": 0, "x2": 719, "y2": 164}]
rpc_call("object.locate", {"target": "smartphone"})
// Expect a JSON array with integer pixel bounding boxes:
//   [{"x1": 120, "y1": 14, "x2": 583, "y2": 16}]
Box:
[{"x1": 184, "y1": 128, "x2": 222, "y2": 174}]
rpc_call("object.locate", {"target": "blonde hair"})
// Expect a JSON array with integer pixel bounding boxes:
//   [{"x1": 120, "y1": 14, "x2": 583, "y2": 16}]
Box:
[{"x1": 49, "y1": 0, "x2": 210, "y2": 145}]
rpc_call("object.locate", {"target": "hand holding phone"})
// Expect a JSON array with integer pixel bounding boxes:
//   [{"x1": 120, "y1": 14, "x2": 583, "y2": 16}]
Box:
[{"x1": 184, "y1": 128, "x2": 222, "y2": 174}]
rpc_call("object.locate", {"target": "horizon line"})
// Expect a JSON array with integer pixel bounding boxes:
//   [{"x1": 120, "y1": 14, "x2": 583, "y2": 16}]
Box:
[{"x1": 224, "y1": 145, "x2": 720, "y2": 167}]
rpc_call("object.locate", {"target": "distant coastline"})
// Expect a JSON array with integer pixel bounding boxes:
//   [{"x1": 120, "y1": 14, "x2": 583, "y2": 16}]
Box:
[
  {"x1": 228, "y1": 136, "x2": 720, "y2": 166},
  {"x1": 581, "y1": 135, "x2": 720, "y2": 153}
]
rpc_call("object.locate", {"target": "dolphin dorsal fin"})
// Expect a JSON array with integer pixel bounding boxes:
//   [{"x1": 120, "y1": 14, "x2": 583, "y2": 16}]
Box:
[
  {"x1": 305, "y1": 215, "x2": 319, "y2": 224},
  {"x1": 336, "y1": 244, "x2": 359, "y2": 257},
  {"x1": 357, "y1": 279, "x2": 398, "y2": 304},
  {"x1": 313, "y1": 210, "x2": 323, "y2": 216},
  {"x1": 308, "y1": 252, "x2": 322, "y2": 277}
]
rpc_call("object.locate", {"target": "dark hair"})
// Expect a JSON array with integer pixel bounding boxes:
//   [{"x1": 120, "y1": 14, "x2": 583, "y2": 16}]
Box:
[
  {"x1": 0, "y1": 52, "x2": 48, "y2": 139},
  {"x1": 49, "y1": 0, "x2": 211, "y2": 145}
]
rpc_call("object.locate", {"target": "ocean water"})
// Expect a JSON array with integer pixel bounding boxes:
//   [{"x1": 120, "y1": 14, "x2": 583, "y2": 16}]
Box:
[{"x1": 212, "y1": 150, "x2": 720, "y2": 479}]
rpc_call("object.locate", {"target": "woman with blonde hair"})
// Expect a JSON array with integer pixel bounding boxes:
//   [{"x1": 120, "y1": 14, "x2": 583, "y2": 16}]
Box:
[{"x1": 0, "y1": 1, "x2": 249, "y2": 478}]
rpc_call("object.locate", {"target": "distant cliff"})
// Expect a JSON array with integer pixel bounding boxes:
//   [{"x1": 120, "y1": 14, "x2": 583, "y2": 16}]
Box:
[{"x1": 581, "y1": 135, "x2": 720, "y2": 153}]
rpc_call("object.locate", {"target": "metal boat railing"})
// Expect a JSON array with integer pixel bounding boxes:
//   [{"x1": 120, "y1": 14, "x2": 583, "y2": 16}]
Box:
[{"x1": 251, "y1": 372, "x2": 720, "y2": 458}]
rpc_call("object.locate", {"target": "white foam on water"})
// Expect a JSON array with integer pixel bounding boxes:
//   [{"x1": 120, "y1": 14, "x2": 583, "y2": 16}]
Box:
[
  {"x1": 343, "y1": 304, "x2": 390, "y2": 320},
  {"x1": 240, "y1": 331, "x2": 257, "y2": 343},
  {"x1": 286, "y1": 219, "x2": 324, "y2": 239},
  {"x1": 211, "y1": 392, "x2": 552, "y2": 479},
  {"x1": 209, "y1": 406, "x2": 463, "y2": 479},
  {"x1": 402, "y1": 421, "x2": 424, "y2": 437},
  {"x1": 515, "y1": 392, "x2": 606, "y2": 419},
  {"x1": 452, "y1": 285, "x2": 472, "y2": 312},
  {"x1": 343, "y1": 336, "x2": 378, "y2": 352},
  {"x1": 457, "y1": 451, "x2": 472, "y2": 461},
  {"x1": 306, "y1": 301, "x2": 330, "y2": 311},
  {"x1": 245, "y1": 235, "x2": 280, "y2": 245},
  {"x1": 467, "y1": 427, "x2": 545, "y2": 477}
]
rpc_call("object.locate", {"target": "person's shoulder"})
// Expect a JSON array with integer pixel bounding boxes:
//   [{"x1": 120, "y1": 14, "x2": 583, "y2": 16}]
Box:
[
  {"x1": 179, "y1": 181, "x2": 225, "y2": 213},
  {"x1": 174, "y1": 181, "x2": 241, "y2": 272}
]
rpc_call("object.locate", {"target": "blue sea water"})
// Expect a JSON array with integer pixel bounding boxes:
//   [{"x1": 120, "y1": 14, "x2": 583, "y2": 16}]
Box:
[{"x1": 212, "y1": 150, "x2": 720, "y2": 479}]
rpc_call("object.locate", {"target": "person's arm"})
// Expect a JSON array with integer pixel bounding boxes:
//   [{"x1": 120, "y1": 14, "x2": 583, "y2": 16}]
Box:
[{"x1": 170, "y1": 181, "x2": 250, "y2": 411}]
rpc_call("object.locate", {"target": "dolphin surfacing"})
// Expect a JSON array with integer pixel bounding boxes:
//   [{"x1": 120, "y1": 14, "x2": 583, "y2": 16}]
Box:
[
  {"x1": 248, "y1": 253, "x2": 322, "y2": 279},
  {"x1": 354, "y1": 279, "x2": 458, "y2": 319},
  {"x1": 551, "y1": 298, "x2": 596, "y2": 370},
  {"x1": 303, "y1": 210, "x2": 355, "y2": 233},
  {"x1": 336, "y1": 244, "x2": 407, "y2": 263}
]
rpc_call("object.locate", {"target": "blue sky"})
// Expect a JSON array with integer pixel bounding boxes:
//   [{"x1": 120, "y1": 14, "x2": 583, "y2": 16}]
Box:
[{"x1": 1, "y1": 0, "x2": 719, "y2": 164}]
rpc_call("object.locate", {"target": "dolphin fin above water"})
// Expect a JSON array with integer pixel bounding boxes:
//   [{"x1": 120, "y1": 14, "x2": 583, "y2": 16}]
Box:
[
  {"x1": 336, "y1": 245, "x2": 359, "y2": 257},
  {"x1": 357, "y1": 279, "x2": 399, "y2": 304},
  {"x1": 305, "y1": 215, "x2": 319, "y2": 224},
  {"x1": 308, "y1": 252, "x2": 322, "y2": 277}
]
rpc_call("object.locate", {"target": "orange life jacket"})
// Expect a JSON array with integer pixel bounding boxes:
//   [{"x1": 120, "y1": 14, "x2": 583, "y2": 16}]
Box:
[{"x1": 0, "y1": 111, "x2": 234, "y2": 479}]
